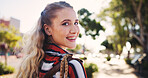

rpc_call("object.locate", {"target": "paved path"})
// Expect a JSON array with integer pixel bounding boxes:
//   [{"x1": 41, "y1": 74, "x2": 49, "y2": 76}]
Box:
[
  {"x1": 85, "y1": 54, "x2": 141, "y2": 78},
  {"x1": 0, "y1": 54, "x2": 142, "y2": 78},
  {"x1": 0, "y1": 55, "x2": 22, "y2": 78}
]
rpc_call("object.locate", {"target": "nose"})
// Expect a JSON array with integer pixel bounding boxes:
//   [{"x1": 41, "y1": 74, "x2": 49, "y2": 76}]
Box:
[{"x1": 70, "y1": 25, "x2": 79, "y2": 34}]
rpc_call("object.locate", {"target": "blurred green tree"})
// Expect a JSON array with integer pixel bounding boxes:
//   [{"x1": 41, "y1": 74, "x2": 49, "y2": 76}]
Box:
[
  {"x1": 0, "y1": 24, "x2": 22, "y2": 65},
  {"x1": 78, "y1": 8, "x2": 105, "y2": 39},
  {"x1": 98, "y1": 0, "x2": 148, "y2": 59},
  {"x1": 101, "y1": 40, "x2": 113, "y2": 60},
  {"x1": 101, "y1": 40, "x2": 113, "y2": 51}
]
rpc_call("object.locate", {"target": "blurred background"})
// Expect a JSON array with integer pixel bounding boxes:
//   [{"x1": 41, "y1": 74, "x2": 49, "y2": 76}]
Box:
[{"x1": 0, "y1": 0, "x2": 148, "y2": 78}]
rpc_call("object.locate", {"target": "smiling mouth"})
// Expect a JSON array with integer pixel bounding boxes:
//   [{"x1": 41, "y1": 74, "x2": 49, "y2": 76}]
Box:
[{"x1": 66, "y1": 37, "x2": 77, "y2": 41}]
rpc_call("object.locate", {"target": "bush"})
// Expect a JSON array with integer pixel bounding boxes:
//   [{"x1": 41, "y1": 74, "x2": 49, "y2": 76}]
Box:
[
  {"x1": 0, "y1": 62, "x2": 15, "y2": 75},
  {"x1": 124, "y1": 58, "x2": 132, "y2": 65},
  {"x1": 0, "y1": 62, "x2": 5, "y2": 75},
  {"x1": 4, "y1": 66, "x2": 15, "y2": 74},
  {"x1": 79, "y1": 57, "x2": 87, "y2": 60},
  {"x1": 84, "y1": 63, "x2": 98, "y2": 78},
  {"x1": 106, "y1": 56, "x2": 111, "y2": 61}
]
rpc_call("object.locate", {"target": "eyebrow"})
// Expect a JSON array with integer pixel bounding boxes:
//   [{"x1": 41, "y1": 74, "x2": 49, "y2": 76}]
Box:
[{"x1": 61, "y1": 19, "x2": 79, "y2": 22}]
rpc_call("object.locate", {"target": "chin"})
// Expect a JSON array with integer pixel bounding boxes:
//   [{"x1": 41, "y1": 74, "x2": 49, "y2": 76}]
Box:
[{"x1": 67, "y1": 44, "x2": 76, "y2": 49}]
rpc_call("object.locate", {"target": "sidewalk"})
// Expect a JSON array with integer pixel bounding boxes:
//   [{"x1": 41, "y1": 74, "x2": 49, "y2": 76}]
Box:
[
  {"x1": 86, "y1": 55, "x2": 141, "y2": 78},
  {"x1": 0, "y1": 55, "x2": 22, "y2": 78},
  {"x1": 0, "y1": 55, "x2": 142, "y2": 78}
]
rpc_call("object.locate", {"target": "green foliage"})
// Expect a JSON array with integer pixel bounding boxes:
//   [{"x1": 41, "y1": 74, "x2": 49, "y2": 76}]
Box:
[
  {"x1": 0, "y1": 24, "x2": 22, "y2": 48},
  {"x1": 101, "y1": 40, "x2": 113, "y2": 51},
  {"x1": 124, "y1": 58, "x2": 132, "y2": 65},
  {"x1": 98, "y1": 0, "x2": 148, "y2": 54},
  {"x1": 0, "y1": 31, "x2": 21, "y2": 48},
  {"x1": 84, "y1": 63, "x2": 98, "y2": 78},
  {"x1": 3, "y1": 66, "x2": 15, "y2": 74},
  {"x1": 106, "y1": 56, "x2": 111, "y2": 61},
  {"x1": 0, "y1": 62, "x2": 15, "y2": 75},
  {"x1": 79, "y1": 33, "x2": 82, "y2": 38},
  {"x1": 98, "y1": 0, "x2": 146, "y2": 55},
  {"x1": 128, "y1": 37, "x2": 141, "y2": 47},
  {"x1": 75, "y1": 44, "x2": 81, "y2": 50},
  {"x1": 0, "y1": 23, "x2": 22, "y2": 66},
  {"x1": 79, "y1": 57, "x2": 87, "y2": 60},
  {"x1": 0, "y1": 62, "x2": 5, "y2": 75},
  {"x1": 78, "y1": 8, "x2": 105, "y2": 39}
]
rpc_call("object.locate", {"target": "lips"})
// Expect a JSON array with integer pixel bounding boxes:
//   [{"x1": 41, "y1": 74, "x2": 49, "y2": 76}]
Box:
[
  {"x1": 66, "y1": 36, "x2": 77, "y2": 41},
  {"x1": 67, "y1": 37, "x2": 76, "y2": 39}
]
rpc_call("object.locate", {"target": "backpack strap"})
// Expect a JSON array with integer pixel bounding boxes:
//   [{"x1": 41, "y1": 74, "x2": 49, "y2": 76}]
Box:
[
  {"x1": 43, "y1": 54, "x2": 82, "y2": 78},
  {"x1": 43, "y1": 62, "x2": 60, "y2": 78}
]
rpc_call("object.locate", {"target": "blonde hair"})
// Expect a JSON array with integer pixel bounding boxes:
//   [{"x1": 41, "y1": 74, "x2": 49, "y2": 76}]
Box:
[{"x1": 16, "y1": 1, "x2": 73, "y2": 78}]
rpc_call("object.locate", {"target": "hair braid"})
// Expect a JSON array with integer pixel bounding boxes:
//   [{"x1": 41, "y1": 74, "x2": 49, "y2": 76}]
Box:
[{"x1": 60, "y1": 54, "x2": 72, "y2": 78}]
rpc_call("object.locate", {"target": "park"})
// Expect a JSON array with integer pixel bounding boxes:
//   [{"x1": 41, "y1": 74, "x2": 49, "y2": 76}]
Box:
[{"x1": 0, "y1": 0, "x2": 148, "y2": 78}]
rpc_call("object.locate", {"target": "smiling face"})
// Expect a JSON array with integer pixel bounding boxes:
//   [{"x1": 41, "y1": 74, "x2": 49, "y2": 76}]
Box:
[{"x1": 48, "y1": 8, "x2": 80, "y2": 49}]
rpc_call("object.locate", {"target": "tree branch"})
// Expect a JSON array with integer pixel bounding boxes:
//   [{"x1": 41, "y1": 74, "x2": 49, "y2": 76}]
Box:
[
  {"x1": 137, "y1": 0, "x2": 144, "y2": 42},
  {"x1": 129, "y1": 19, "x2": 144, "y2": 46},
  {"x1": 130, "y1": 30, "x2": 144, "y2": 46},
  {"x1": 137, "y1": 0, "x2": 143, "y2": 12},
  {"x1": 131, "y1": 0, "x2": 144, "y2": 44},
  {"x1": 131, "y1": 0, "x2": 137, "y2": 13}
]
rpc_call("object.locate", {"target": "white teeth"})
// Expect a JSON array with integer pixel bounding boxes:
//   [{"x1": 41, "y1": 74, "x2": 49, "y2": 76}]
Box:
[{"x1": 67, "y1": 37, "x2": 76, "y2": 39}]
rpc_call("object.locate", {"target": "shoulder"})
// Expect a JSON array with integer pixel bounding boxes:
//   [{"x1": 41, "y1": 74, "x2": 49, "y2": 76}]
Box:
[
  {"x1": 69, "y1": 59, "x2": 83, "y2": 67},
  {"x1": 68, "y1": 59, "x2": 87, "y2": 78},
  {"x1": 68, "y1": 59, "x2": 84, "y2": 72}
]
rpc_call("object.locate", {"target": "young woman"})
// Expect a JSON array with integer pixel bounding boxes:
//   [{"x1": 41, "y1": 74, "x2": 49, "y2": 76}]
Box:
[{"x1": 16, "y1": 1, "x2": 87, "y2": 78}]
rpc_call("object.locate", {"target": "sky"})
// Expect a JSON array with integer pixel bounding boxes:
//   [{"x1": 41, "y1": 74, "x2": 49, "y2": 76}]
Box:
[
  {"x1": 0, "y1": 0, "x2": 113, "y2": 52},
  {"x1": 0, "y1": 0, "x2": 111, "y2": 33}
]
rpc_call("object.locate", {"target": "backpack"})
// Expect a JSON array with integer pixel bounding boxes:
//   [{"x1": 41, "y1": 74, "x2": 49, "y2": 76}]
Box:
[{"x1": 43, "y1": 54, "x2": 82, "y2": 78}]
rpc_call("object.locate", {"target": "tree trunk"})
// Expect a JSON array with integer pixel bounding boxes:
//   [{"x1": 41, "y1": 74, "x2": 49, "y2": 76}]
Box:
[
  {"x1": 0, "y1": 43, "x2": 8, "y2": 66},
  {"x1": 143, "y1": 35, "x2": 148, "y2": 60},
  {"x1": 4, "y1": 52, "x2": 8, "y2": 65},
  {"x1": 127, "y1": 50, "x2": 130, "y2": 60}
]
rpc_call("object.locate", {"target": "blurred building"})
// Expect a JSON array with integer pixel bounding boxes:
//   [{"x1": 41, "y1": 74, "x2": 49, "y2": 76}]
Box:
[
  {"x1": 0, "y1": 19, "x2": 10, "y2": 27},
  {"x1": 0, "y1": 17, "x2": 23, "y2": 55},
  {"x1": 10, "y1": 17, "x2": 20, "y2": 32},
  {"x1": 0, "y1": 17, "x2": 20, "y2": 32}
]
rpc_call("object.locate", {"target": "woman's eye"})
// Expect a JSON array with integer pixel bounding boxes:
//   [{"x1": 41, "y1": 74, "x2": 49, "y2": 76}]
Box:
[
  {"x1": 74, "y1": 22, "x2": 79, "y2": 25},
  {"x1": 62, "y1": 22, "x2": 69, "y2": 26}
]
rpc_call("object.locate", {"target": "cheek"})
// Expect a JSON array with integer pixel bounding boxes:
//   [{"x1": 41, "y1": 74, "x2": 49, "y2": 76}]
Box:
[
  {"x1": 77, "y1": 26, "x2": 80, "y2": 34},
  {"x1": 54, "y1": 28, "x2": 69, "y2": 37}
]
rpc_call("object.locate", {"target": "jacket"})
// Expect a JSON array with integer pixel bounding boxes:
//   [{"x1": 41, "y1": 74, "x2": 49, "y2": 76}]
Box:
[{"x1": 39, "y1": 43, "x2": 87, "y2": 78}]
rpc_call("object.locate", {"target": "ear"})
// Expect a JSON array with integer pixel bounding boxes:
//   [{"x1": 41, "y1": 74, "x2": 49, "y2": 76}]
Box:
[{"x1": 43, "y1": 24, "x2": 52, "y2": 36}]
